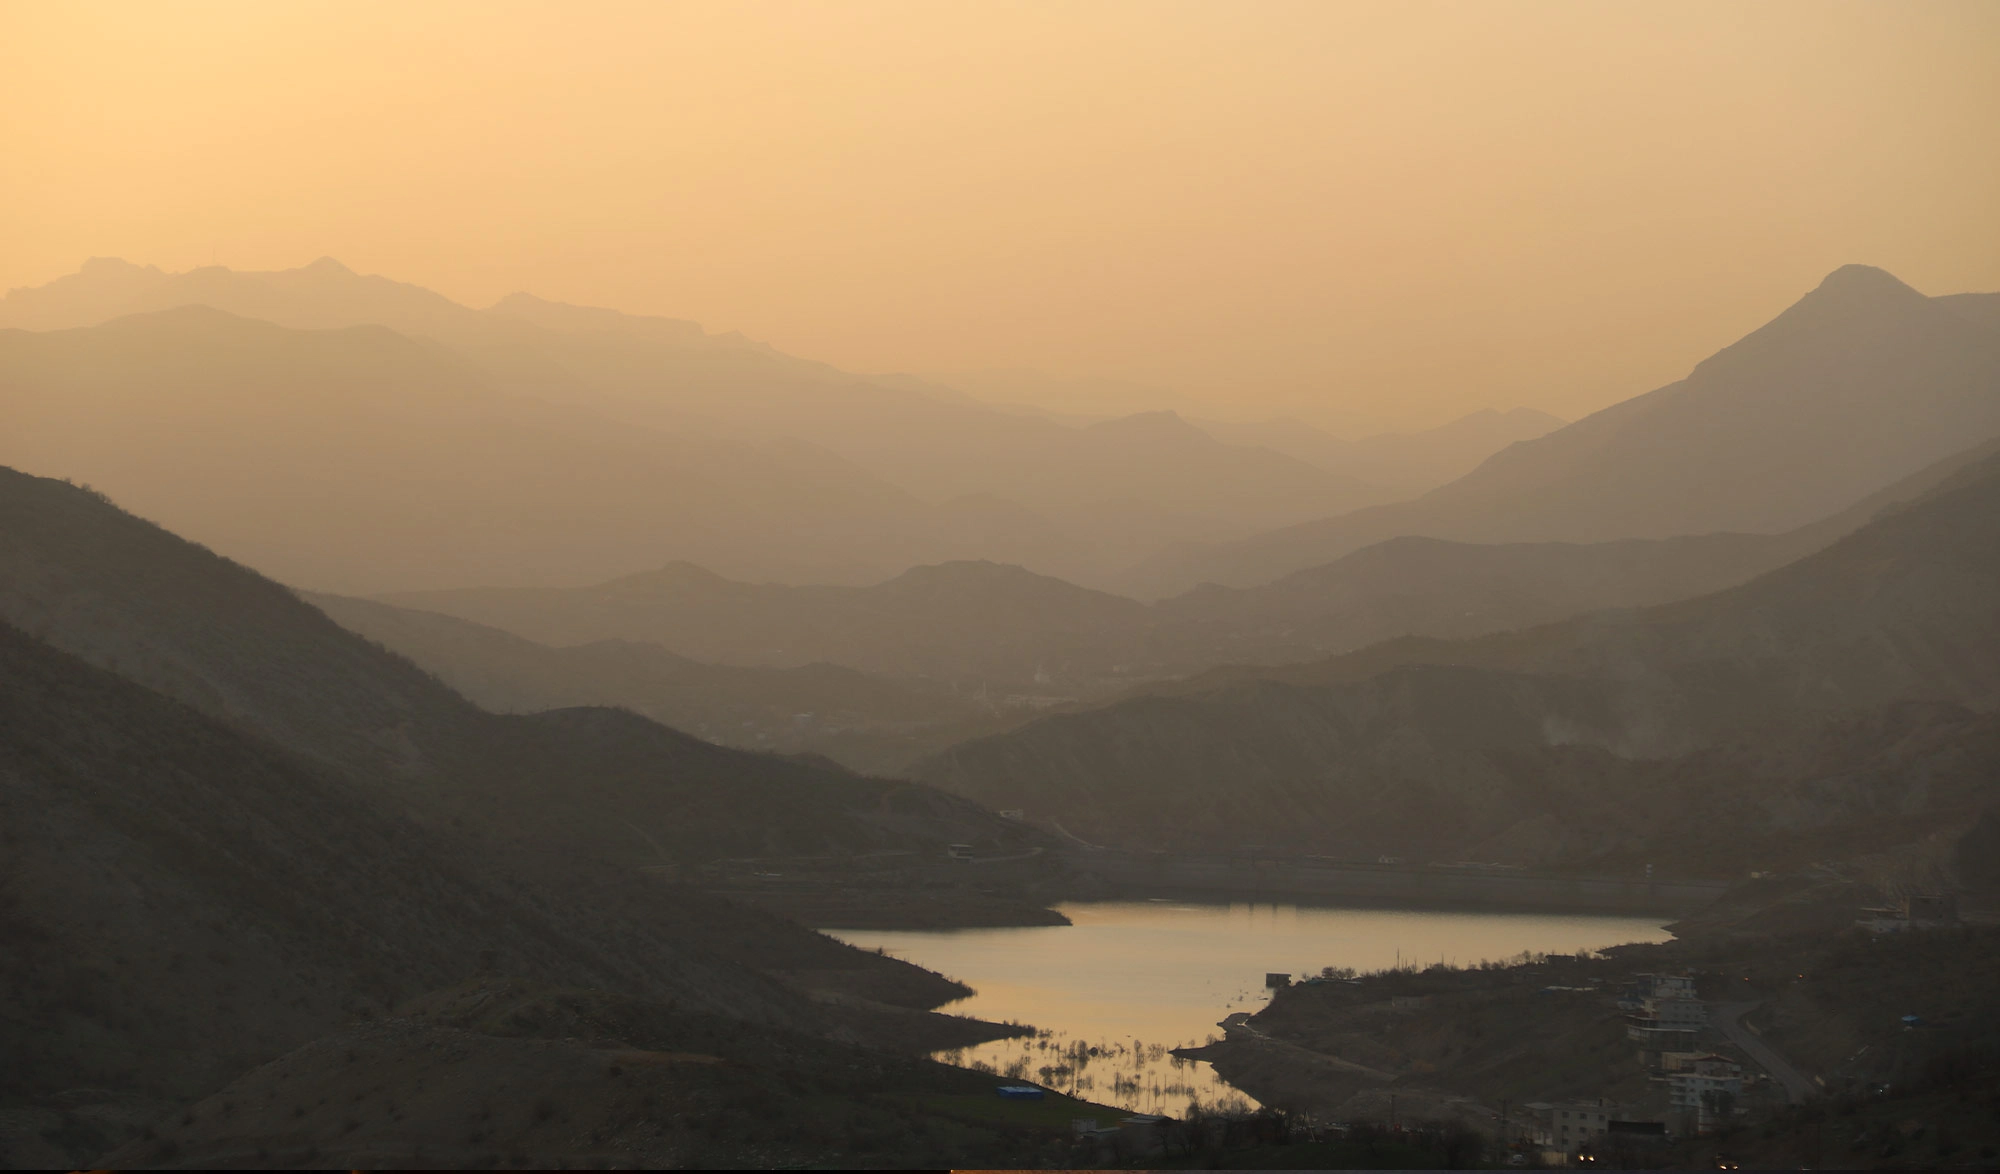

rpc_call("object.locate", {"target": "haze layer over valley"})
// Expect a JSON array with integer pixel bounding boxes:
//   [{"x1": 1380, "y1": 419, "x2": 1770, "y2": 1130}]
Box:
[
  {"x1": 0, "y1": 259, "x2": 1447, "y2": 594},
  {"x1": 8, "y1": 3, "x2": 2000, "y2": 1166},
  {"x1": 176, "y1": 263, "x2": 1990, "y2": 781},
  {"x1": 11, "y1": 258, "x2": 1990, "y2": 787}
]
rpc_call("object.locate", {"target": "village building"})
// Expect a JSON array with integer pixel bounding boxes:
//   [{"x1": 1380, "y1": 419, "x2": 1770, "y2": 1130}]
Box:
[
  {"x1": 1667, "y1": 1054, "x2": 1743, "y2": 1135},
  {"x1": 1857, "y1": 891, "x2": 1963, "y2": 933},
  {"x1": 1525, "y1": 1100, "x2": 1616, "y2": 1150},
  {"x1": 1625, "y1": 972, "x2": 1707, "y2": 1046}
]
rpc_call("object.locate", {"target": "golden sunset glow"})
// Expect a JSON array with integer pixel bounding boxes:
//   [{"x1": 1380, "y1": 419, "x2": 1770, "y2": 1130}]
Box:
[
  {"x1": 8, "y1": 5, "x2": 2000, "y2": 1167},
  {"x1": 7, "y1": 0, "x2": 1997, "y2": 428}
]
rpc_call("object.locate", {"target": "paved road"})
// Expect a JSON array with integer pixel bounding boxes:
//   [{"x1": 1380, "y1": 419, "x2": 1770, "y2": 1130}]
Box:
[
  {"x1": 1713, "y1": 1000, "x2": 1816, "y2": 1103},
  {"x1": 1215, "y1": 1012, "x2": 1398, "y2": 1082},
  {"x1": 1050, "y1": 821, "x2": 1107, "y2": 850}
]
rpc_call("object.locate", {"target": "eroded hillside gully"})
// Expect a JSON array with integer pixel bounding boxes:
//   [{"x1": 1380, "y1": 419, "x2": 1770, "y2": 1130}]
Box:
[{"x1": 830, "y1": 899, "x2": 1671, "y2": 1117}]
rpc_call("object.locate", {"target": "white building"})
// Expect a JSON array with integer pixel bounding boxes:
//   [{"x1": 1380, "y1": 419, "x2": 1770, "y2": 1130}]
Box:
[
  {"x1": 1649, "y1": 973, "x2": 1698, "y2": 1000},
  {"x1": 1650, "y1": 995, "x2": 1708, "y2": 1030},
  {"x1": 1528, "y1": 1101, "x2": 1614, "y2": 1149},
  {"x1": 1667, "y1": 1055, "x2": 1742, "y2": 1135},
  {"x1": 1626, "y1": 973, "x2": 1706, "y2": 1042}
]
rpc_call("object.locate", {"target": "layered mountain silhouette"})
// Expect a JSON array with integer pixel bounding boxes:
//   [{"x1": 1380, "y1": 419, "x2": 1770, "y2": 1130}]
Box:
[
  {"x1": 308, "y1": 592, "x2": 1015, "y2": 774},
  {"x1": 383, "y1": 559, "x2": 1151, "y2": 690},
  {"x1": 0, "y1": 259, "x2": 1397, "y2": 589},
  {"x1": 12, "y1": 258, "x2": 1986, "y2": 599},
  {"x1": 1148, "y1": 433, "x2": 2000, "y2": 666},
  {"x1": 1125, "y1": 265, "x2": 2000, "y2": 595},
  {"x1": 0, "y1": 306, "x2": 1033, "y2": 592},
  {"x1": 915, "y1": 449, "x2": 2000, "y2": 867},
  {"x1": 374, "y1": 438, "x2": 1994, "y2": 714},
  {"x1": 0, "y1": 466, "x2": 1031, "y2": 862},
  {"x1": 379, "y1": 534, "x2": 1808, "y2": 707},
  {"x1": 9, "y1": 243, "x2": 2000, "y2": 1167}
]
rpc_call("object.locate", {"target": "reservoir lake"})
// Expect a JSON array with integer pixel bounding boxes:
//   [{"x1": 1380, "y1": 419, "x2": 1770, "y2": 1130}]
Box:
[{"x1": 831, "y1": 901, "x2": 1671, "y2": 1117}]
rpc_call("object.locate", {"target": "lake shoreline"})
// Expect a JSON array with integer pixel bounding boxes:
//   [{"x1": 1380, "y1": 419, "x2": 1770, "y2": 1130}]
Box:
[
  {"x1": 769, "y1": 881, "x2": 1709, "y2": 933},
  {"x1": 732, "y1": 879, "x2": 1713, "y2": 934},
  {"x1": 719, "y1": 885, "x2": 1074, "y2": 929},
  {"x1": 833, "y1": 900, "x2": 1670, "y2": 1118},
  {"x1": 704, "y1": 847, "x2": 1731, "y2": 933},
  {"x1": 1058, "y1": 852, "x2": 1730, "y2": 918}
]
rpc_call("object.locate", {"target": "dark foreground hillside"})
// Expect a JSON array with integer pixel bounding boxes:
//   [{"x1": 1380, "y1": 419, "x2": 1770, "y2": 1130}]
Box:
[
  {"x1": 96, "y1": 980, "x2": 1112, "y2": 1170},
  {"x1": 0, "y1": 622, "x2": 811, "y2": 1091},
  {"x1": 0, "y1": 615, "x2": 1077, "y2": 1166},
  {"x1": 0, "y1": 468, "x2": 1073, "y2": 1167}
]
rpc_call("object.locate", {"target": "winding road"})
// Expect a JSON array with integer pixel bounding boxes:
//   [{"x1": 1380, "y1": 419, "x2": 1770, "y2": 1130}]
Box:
[{"x1": 1712, "y1": 1000, "x2": 1816, "y2": 1103}]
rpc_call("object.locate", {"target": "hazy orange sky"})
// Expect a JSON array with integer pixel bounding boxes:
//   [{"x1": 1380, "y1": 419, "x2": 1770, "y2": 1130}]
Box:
[{"x1": 5, "y1": 0, "x2": 1997, "y2": 429}]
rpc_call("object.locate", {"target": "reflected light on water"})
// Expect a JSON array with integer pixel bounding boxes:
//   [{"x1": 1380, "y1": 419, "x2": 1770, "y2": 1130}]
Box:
[{"x1": 832, "y1": 900, "x2": 1670, "y2": 1117}]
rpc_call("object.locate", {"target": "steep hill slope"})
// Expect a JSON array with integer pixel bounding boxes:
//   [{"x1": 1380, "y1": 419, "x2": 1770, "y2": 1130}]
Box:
[
  {"x1": 94, "y1": 980, "x2": 1109, "y2": 1171},
  {"x1": 1229, "y1": 445, "x2": 2000, "y2": 723},
  {"x1": 0, "y1": 621, "x2": 852, "y2": 1139},
  {"x1": 1148, "y1": 433, "x2": 2000, "y2": 668},
  {"x1": 1150, "y1": 532, "x2": 1803, "y2": 666},
  {"x1": 0, "y1": 464, "x2": 1054, "y2": 1164},
  {"x1": 916, "y1": 453, "x2": 2000, "y2": 863},
  {"x1": 0, "y1": 465, "x2": 1034, "y2": 864},
  {"x1": 1129, "y1": 266, "x2": 2000, "y2": 595},
  {"x1": 0, "y1": 616, "x2": 1047, "y2": 1167}
]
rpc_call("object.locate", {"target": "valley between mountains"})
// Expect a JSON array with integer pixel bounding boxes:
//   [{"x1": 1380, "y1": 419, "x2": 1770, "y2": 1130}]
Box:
[{"x1": 4, "y1": 258, "x2": 1999, "y2": 1168}]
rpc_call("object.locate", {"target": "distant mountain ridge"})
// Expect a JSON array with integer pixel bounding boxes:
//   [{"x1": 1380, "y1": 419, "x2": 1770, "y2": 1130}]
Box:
[
  {"x1": 384, "y1": 558, "x2": 1151, "y2": 689},
  {"x1": 0, "y1": 258, "x2": 1396, "y2": 588},
  {"x1": 17, "y1": 257, "x2": 1977, "y2": 601},
  {"x1": 377, "y1": 437, "x2": 1995, "y2": 710},
  {"x1": 0, "y1": 306, "x2": 1072, "y2": 592},
  {"x1": 1148, "y1": 432, "x2": 2000, "y2": 668},
  {"x1": 1124, "y1": 265, "x2": 2000, "y2": 595},
  {"x1": 914, "y1": 448, "x2": 2000, "y2": 867}
]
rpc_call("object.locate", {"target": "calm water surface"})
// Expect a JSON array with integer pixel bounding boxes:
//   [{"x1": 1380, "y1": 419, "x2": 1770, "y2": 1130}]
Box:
[{"x1": 832, "y1": 901, "x2": 1670, "y2": 1116}]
